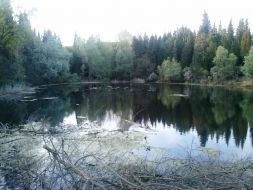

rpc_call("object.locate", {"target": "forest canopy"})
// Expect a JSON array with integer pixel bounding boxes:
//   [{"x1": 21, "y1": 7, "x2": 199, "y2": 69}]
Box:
[{"x1": 0, "y1": 0, "x2": 253, "y2": 86}]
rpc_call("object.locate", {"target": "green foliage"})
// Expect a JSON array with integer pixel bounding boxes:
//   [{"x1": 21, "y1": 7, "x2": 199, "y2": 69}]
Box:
[
  {"x1": 69, "y1": 34, "x2": 88, "y2": 78},
  {"x1": 85, "y1": 37, "x2": 113, "y2": 79},
  {"x1": 192, "y1": 12, "x2": 213, "y2": 79},
  {"x1": 192, "y1": 12, "x2": 222, "y2": 80},
  {"x1": 0, "y1": 0, "x2": 24, "y2": 84},
  {"x1": 183, "y1": 67, "x2": 193, "y2": 82},
  {"x1": 132, "y1": 36, "x2": 152, "y2": 78},
  {"x1": 70, "y1": 33, "x2": 133, "y2": 81},
  {"x1": 211, "y1": 88, "x2": 236, "y2": 124},
  {"x1": 241, "y1": 92, "x2": 253, "y2": 126},
  {"x1": 242, "y1": 47, "x2": 253, "y2": 78},
  {"x1": 69, "y1": 35, "x2": 114, "y2": 80},
  {"x1": 173, "y1": 27, "x2": 194, "y2": 68},
  {"x1": 236, "y1": 19, "x2": 252, "y2": 65},
  {"x1": 157, "y1": 86, "x2": 181, "y2": 108},
  {"x1": 199, "y1": 11, "x2": 211, "y2": 34},
  {"x1": 192, "y1": 33, "x2": 210, "y2": 77},
  {"x1": 0, "y1": 0, "x2": 74, "y2": 85},
  {"x1": 112, "y1": 40, "x2": 133, "y2": 80},
  {"x1": 132, "y1": 34, "x2": 173, "y2": 79},
  {"x1": 223, "y1": 20, "x2": 235, "y2": 53},
  {"x1": 133, "y1": 55, "x2": 153, "y2": 78},
  {"x1": 240, "y1": 31, "x2": 251, "y2": 57},
  {"x1": 157, "y1": 58, "x2": 182, "y2": 82},
  {"x1": 0, "y1": 0, "x2": 19, "y2": 59},
  {"x1": 211, "y1": 46, "x2": 237, "y2": 81},
  {"x1": 0, "y1": 1, "x2": 252, "y2": 85},
  {"x1": 23, "y1": 31, "x2": 71, "y2": 84}
]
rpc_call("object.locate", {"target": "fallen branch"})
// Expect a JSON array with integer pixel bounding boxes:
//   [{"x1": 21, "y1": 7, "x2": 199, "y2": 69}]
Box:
[
  {"x1": 43, "y1": 145, "x2": 106, "y2": 190},
  {"x1": 0, "y1": 138, "x2": 24, "y2": 145}
]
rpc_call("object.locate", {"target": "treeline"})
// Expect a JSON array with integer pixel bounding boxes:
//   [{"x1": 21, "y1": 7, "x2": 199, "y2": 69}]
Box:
[
  {"x1": 70, "y1": 12, "x2": 253, "y2": 83},
  {"x1": 1, "y1": 0, "x2": 253, "y2": 86},
  {"x1": 0, "y1": 0, "x2": 74, "y2": 85},
  {"x1": 132, "y1": 12, "x2": 253, "y2": 82},
  {"x1": 69, "y1": 32, "x2": 133, "y2": 81}
]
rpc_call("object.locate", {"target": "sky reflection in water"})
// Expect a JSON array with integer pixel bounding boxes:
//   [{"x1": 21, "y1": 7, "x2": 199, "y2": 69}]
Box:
[{"x1": 1, "y1": 83, "x2": 253, "y2": 157}]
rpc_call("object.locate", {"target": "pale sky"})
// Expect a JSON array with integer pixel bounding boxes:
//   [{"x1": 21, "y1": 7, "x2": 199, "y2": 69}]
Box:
[{"x1": 11, "y1": 0, "x2": 253, "y2": 46}]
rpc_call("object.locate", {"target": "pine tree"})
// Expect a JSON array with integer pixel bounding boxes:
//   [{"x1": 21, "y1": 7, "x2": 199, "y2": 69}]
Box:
[
  {"x1": 199, "y1": 11, "x2": 211, "y2": 35},
  {"x1": 240, "y1": 30, "x2": 251, "y2": 58},
  {"x1": 192, "y1": 12, "x2": 212, "y2": 79},
  {"x1": 225, "y1": 20, "x2": 234, "y2": 52}
]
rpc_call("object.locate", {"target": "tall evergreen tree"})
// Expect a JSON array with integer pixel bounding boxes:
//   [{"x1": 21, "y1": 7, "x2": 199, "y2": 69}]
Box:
[
  {"x1": 192, "y1": 12, "x2": 212, "y2": 79},
  {"x1": 112, "y1": 37, "x2": 133, "y2": 80},
  {"x1": 225, "y1": 20, "x2": 235, "y2": 52},
  {"x1": 240, "y1": 29, "x2": 251, "y2": 58},
  {"x1": 0, "y1": 0, "x2": 24, "y2": 84},
  {"x1": 199, "y1": 11, "x2": 211, "y2": 35},
  {"x1": 235, "y1": 19, "x2": 252, "y2": 65},
  {"x1": 69, "y1": 34, "x2": 88, "y2": 78},
  {"x1": 173, "y1": 27, "x2": 194, "y2": 68}
]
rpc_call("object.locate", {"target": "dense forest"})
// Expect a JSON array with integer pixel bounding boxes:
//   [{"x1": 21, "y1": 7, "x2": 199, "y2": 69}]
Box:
[{"x1": 1, "y1": 0, "x2": 253, "y2": 86}]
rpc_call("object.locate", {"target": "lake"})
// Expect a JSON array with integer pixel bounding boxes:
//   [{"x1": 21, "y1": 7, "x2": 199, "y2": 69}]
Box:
[
  {"x1": 0, "y1": 83, "x2": 253, "y2": 188},
  {"x1": 1, "y1": 83, "x2": 253, "y2": 155}
]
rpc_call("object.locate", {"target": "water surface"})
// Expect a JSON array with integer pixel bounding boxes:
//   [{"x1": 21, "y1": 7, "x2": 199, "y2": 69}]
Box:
[
  {"x1": 1, "y1": 83, "x2": 253, "y2": 157},
  {"x1": 1, "y1": 83, "x2": 253, "y2": 189}
]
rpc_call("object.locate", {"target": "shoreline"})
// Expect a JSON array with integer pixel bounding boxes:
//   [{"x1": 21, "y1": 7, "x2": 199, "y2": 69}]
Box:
[
  {"x1": 1, "y1": 79, "x2": 252, "y2": 97},
  {"x1": 152, "y1": 80, "x2": 253, "y2": 91}
]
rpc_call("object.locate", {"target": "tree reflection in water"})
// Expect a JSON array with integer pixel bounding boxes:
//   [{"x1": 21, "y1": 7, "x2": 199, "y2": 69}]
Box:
[
  {"x1": 1, "y1": 84, "x2": 253, "y2": 189},
  {"x1": 0, "y1": 84, "x2": 253, "y2": 149}
]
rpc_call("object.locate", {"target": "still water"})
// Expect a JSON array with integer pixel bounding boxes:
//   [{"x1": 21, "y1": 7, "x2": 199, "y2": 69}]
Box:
[
  {"x1": 0, "y1": 83, "x2": 253, "y2": 157},
  {"x1": 1, "y1": 83, "x2": 253, "y2": 189}
]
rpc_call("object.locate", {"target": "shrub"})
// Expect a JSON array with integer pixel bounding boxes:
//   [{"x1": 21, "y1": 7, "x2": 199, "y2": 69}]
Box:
[{"x1": 157, "y1": 58, "x2": 182, "y2": 82}]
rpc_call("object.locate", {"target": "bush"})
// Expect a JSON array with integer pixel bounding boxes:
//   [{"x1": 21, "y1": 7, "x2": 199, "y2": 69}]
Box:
[
  {"x1": 183, "y1": 67, "x2": 193, "y2": 82},
  {"x1": 211, "y1": 46, "x2": 237, "y2": 81},
  {"x1": 146, "y1": 72, "x2": 158, "y2": 82},
  {"x1": 157, "y1": 58, "x2": 182, "y2": 82},
  {"x1": 242, "y1": 47, "x2": 253, "y2": 78}
]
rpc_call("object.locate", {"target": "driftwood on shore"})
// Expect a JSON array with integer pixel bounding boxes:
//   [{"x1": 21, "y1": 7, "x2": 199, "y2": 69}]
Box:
[
  {"x1": 1, "y1": 121, "x2": 253, "y2": 190},
  {"x1": 42, "y1": 143, "x2": 253, "y2": 190},
  {"x1": 1, "y1": 138, "x2": 253, "y2": 189}
]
